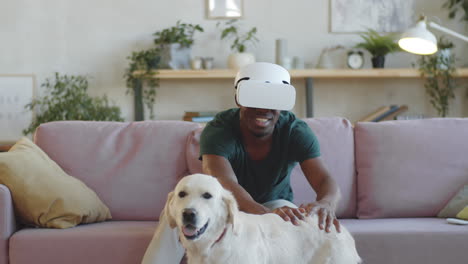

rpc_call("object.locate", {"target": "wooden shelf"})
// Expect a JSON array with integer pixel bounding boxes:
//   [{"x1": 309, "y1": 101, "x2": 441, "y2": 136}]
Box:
[{"x1": 134, "y1": 68, "x2": 468, "y2": 79}]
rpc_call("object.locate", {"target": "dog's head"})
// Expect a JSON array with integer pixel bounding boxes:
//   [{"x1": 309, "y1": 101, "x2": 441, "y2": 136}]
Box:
[{"x1": 164, "y1": 174, "x2": 238, "y2": 243}]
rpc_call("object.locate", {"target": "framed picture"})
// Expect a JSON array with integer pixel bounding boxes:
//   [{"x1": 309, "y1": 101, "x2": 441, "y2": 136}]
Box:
[
  {"x1": 330, "y1": 0, "x2": 414, "y2": 33},
  {"x1": 0, "y1": 74, "x2": 36, "y2": 144},
  {"x1": 206, "y1": 0, "x2": 243, "y2": 19}
]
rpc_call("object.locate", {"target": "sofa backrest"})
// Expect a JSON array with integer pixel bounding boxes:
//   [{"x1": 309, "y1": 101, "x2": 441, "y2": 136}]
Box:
[
  {"x1": 186, "y1": 117, "x2": 357, "y2": 218},
  {"x1": 34, "y1": 121, "x2": 201, "y2": 221},
  {"x1": 355, "y1": 118, "x2": 468, "y2": 218}
]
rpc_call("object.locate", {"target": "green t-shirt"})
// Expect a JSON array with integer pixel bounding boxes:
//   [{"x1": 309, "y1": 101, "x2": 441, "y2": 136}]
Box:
[{"x1": 199, "y1": 108, "x2": 321, "y2": 203}]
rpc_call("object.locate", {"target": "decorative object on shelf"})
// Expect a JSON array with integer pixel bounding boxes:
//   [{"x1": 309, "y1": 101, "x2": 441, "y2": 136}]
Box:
[
  {"x1": 191, "y1": 57, "x2": 203, "y2": 70},
  {"x1": 275, "y1": 38, "x2": 288, "y2": 66},
  {"x1": 347, "y1": 50, "x2": 364, "y2": 69},
  {"x1": 217, "y1": 19, "x2": 258, "y2": 70},
  {"x1": 414, "y1": 48, "x2": 458, "y2": 117},
  {"x1": 355, "y1": 29, "x2": 401, "y2": 68},
  {"x1": 398, "y1": 15, "x2": 468, "y2": 55},
  {"x1": 442, "y1": 0, "x2": 468, "y2": 22},
  {"x1": 153, "y1": 21, "x2": 204, "y2": 69},
  {"x1": 316, "y1": 45, "x2": 346, "y2": 69},
  {"x1": 206, "y1": 0, "x2": 243, "y2": 19},
  {"x1": 330, "y1": 0, "x2": 414, "y2": 33},
  {"x1": 292, "y1": 56, "x2": 305, "y2": 69},
  {"x1": 202, "y1": 57, "x2": 214, "y2": 70},
  {"x1": 0, "y1": 75, "x2": 35, "y2": 143},
  {"x1": 23, "y1": 73, "x2": 123, "y2": 135},
  {"x1": 124, "y1": 48, "x2": 161, "y2": 120}
]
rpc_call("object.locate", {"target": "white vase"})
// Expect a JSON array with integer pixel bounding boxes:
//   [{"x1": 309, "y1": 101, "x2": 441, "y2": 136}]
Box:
[{"x1": 227, "y1": 53, "x2": 256, "y2": 70}]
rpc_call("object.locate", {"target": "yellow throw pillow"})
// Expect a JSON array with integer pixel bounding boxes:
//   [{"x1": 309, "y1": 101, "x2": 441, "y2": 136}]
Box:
[
  {"x1": 437, "y1": 185, "x2": 468, "y2": 218},
  {"x1": 0, "y1": 137, "x2": 111, "y2": 228},
  {"x1": 456, "y1": 206, "x2": 468, "y2": 220}
]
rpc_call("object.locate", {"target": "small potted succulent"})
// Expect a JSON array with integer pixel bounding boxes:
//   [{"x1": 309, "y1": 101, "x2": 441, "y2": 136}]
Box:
[
  {"x1": 217, "y1": 19, "x2": 259, "y2": 70},
  {"x1": 153, "y1": 21, "x2": 204, "y2": 69},
  {"x1": 354, "y1": 29, "x2": 401, "y2": 68}
]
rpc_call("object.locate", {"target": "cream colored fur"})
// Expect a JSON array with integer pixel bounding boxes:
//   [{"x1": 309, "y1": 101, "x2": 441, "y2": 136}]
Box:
[{"x1": 164, "y1": 173, "x2": 361, "y2": 264}]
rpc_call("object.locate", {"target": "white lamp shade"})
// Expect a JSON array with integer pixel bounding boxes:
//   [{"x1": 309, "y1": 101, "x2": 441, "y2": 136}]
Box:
[{"x1": 398, "y1": 20, "x2": 438, "y2": 55}]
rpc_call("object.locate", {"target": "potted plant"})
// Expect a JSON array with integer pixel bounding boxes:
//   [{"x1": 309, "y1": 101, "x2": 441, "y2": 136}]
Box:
[
  {"x1": 354, "y1": 29, "x2": 401, "y2": 68},
  {"x1": 153, "y1": 21, "x2": 204, "y2": 69},
  {"x1": 443, "y1": 0, "x2": 468, "y2": 22},
  {"x1": 414, "y1": 50, "x2": 458, "y2": 117},
  {"x1": 23, "y1": 73, "x2": 123, "y2": 135},
  {"x1": 124, "y1": 47, "x2": 161, "y2": 120},
  {"x1": 437, "y1": 36, "x2": 455, "y2": 70},
  {"x1": 217, "y1": 19, "x2": 259, "y2": 70}
]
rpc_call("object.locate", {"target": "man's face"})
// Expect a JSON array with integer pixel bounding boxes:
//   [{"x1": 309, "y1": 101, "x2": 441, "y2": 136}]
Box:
[{"x1": 239, "y1": 106, "x2": 280, "y2": 138}]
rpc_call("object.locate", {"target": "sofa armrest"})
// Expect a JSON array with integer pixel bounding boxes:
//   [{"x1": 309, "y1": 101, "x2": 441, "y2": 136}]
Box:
[{"x1": 0, "y1": 184, "x2": 16, "y2": 264}]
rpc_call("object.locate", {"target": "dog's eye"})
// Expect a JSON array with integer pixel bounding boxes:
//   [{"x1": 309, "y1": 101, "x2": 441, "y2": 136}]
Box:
[
  {"x1": 202, "y1": 192, "x2": 212, "y2": 199},
  {"x1": 178, "y1": 191, "x2": 187, "y2": 198}
]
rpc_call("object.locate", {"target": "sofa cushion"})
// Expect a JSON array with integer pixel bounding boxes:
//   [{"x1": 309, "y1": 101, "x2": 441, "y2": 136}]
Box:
[
  {"x1": 9, "y1": 221, "x2": 156, "y2": 264},
  {"x1": 341, "y1": 218, "x2": 468, "y2": 264},
  {"x1": 186, "y1": 117, "x2": 357, "y2": 218},
  {"x1": 438, "y1": 185, "x2": 468, "y2": 218},
  {"x1": 34, "y1": 121, "x2": 201, "y2": 221},
  {"x1": 0, "y1": 138, "x2": 111, "y2": 228},
  {"x1": 355, "y1": 118, "x2": 468, "y2": 218}
]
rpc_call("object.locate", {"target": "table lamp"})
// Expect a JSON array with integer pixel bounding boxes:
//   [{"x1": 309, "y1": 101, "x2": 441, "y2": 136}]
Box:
[{"x1": 398, "y1": 15, "x2": 468, "y2": 55}]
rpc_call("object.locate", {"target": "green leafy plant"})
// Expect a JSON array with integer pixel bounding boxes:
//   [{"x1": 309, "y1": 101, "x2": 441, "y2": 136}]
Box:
[
  {"x1": 124, "y1": 48, "x2": 161, "y2": 120},
  {"x1": 443, "y1": 0, "x2": 468, "y2": 22},
  {"x1": 217, "y1": 19, "x2": 259, "y2": 53},
  {"x1": 438, "y1": 36, "x2": 455, "y2": 50},
  {"x1": 415, "y1": 52, "x2": 458, "y2": 117},
  {"x1": 23, "y1": 73, "x2": 123, "y2": 135},
  {"x1": 354, "y1": 29, "x2": 401, "y2": 57},
  {"x1": 153, "y1": 21, "x2": 204, "y2": 47}
]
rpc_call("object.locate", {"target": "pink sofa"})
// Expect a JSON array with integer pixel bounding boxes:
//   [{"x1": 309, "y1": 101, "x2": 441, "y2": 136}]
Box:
[{"x1": 1, "y1": 118, "x2": 467, "y2": 264}]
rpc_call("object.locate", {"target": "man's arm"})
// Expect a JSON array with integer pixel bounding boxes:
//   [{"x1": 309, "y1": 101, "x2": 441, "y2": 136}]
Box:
[
  {"x1": 202, "y1": 154, "x2": 269, "y2": 215},
  {"x1": 300, "y1": 157, "x2": 341, "y2": 232}
]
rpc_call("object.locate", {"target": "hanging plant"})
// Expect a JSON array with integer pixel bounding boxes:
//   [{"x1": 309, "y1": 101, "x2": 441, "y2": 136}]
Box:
[{"x1": 124, "y1": 47, "x2": 161, "y2": 120}]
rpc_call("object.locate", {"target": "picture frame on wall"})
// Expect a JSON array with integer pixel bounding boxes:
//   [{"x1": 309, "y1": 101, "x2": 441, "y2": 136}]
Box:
[
  {"x1": 206, "y1": 0, "x2": 243, "y2": 19},
  {"x1": 330, "y1": 0, "x2": 414, "y2": 33},
  {"x1": 0, "y1": 74, "x2": 36, "y2": 144}
]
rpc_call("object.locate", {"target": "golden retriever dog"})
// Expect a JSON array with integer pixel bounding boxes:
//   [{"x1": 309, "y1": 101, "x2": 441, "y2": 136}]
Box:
[{"x1": 164, "y1": 173, "x2": 361, "y2": 264}]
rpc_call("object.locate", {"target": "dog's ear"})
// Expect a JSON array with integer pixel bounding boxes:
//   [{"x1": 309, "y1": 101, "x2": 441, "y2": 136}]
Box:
[
  {"x1": 222, "y1": 189, "x2": 239, "y2": 234},
  {"x1": 163, "y1": 191, "x2": 177, "y2": 229}
]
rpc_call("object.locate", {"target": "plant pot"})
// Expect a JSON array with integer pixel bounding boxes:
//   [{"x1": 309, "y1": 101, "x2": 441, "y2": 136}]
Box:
[
  {"x1": 437, "y1": 48, "x2": 451, "y2": 70},
  {"x1": 160, "y1": 43, "x2": 191, "y2": 69},
  {"x1": 227, "y1": 53, "x2": 256, "y2": 70},
  {"x1": 371, "y1": 55, "x2": 386, "y2": 68}
]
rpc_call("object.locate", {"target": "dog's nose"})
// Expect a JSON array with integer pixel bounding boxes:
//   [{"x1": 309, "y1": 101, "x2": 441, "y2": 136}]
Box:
[{"x1": 183, "y1": 208, "x2": 197, "y2": 225}]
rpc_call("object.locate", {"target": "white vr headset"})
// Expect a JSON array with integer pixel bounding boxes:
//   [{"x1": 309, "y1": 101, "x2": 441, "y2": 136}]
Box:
[
  {"x1": 235, "y1": 62, "x2": 296, "y2": 111},
  {"x1": 236, "y1": 81, "x2": 296, "y2": 111}
]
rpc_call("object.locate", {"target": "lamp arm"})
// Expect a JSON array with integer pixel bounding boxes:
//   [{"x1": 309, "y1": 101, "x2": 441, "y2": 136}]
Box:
[{"x1": 428, "y1": 22, "x2": 468, "y2": 43}]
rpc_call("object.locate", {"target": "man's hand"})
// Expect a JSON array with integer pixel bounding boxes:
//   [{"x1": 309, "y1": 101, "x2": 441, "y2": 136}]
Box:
[
  {"x1": 272, "y1": 206, "x2": 307, "y2": 226},
  {"x1": 300, "y1": 201, "x2": 341, "y2": 233}
]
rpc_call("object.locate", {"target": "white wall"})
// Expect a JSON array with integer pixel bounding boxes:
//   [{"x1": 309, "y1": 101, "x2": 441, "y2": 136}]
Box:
[{"x1": 1, "y1": 0, "x2": 467, "y2": 122}]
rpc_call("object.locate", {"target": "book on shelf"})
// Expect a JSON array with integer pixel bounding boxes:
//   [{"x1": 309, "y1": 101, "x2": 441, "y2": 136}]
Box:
[
  {"x1": 184, "y1": 111, "x2": 219, "y2": 117},
  {"x1": 183, "y1": 116, "x2": 214, "y2": 123},
  {"x1": 356, "y1": 105, "x2": 410, "y2": 123},
  {"x1": 372, "y1": 105, "x2": 400, "y2": 122},
  {"x1": 381, "y1": 105, "x2": 408, "y2": 121},
  {"x1": 356, "y1": 106, "x2": 392, "y2": 123}
]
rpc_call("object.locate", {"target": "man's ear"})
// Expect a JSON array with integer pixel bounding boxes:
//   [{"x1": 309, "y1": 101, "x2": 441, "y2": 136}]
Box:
[
  {"x1": 163, "y1": 191, "x2": 176, "y2": 229},
  {"x1": 222, "y1": 189, "x2": 239, "y2": 234}
]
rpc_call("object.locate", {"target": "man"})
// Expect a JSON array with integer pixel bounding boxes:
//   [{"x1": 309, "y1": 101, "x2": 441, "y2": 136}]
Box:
[
  {"x1": 142, "y1": 62, "x2": 341, "y2": 264},
  {"x1": 200, "y1": 62, "x2": 341, "y2": 229}
]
